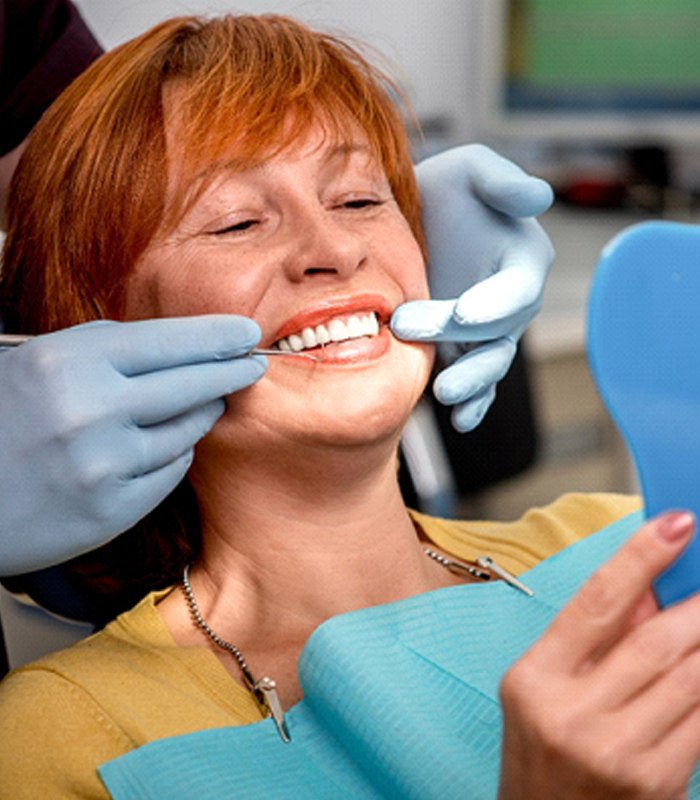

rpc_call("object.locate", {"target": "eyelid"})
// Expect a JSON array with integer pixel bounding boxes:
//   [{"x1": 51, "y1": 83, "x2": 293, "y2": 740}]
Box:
[
  {"x1": 333, "y1": 191, "x2": 390, "y2": 209},
  {"x1": 204, "y1": 213, "x2": 263, "y2": 236}
]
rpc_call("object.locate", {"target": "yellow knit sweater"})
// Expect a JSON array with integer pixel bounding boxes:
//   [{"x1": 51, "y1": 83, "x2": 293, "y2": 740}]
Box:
[{"x1": 0, "y1": 493, "x2": 640, "y2": 799}]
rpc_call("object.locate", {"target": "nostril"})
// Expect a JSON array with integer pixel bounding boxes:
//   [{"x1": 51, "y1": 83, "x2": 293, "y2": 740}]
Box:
[{"x1": 304, "y1": 267, "x2": 338, "y2": 275}]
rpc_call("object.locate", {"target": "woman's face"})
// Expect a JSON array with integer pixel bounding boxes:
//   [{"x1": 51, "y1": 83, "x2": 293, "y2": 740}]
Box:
[{"x1": 124, "y1": 120, "x2": 433, "y2": 453}]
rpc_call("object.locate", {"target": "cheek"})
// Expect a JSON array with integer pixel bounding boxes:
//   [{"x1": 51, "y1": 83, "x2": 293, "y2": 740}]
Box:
[
  {"x1": 123, "y1": 251, "x2": 266, "y2": 321},
  {"x1": 122, "y1": 248, "x2": 198, "y2": 320},
  {"x1": 122, "y1": 269, "x2": 160, "y2": 320},
  {"x1": 381, "y1": 222, "x2": 429, "y2": 301}
]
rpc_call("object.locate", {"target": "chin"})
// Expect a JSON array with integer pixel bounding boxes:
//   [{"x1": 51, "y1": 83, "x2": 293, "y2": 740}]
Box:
[
  {"x1": 209, "y1": 340, "x2": 434, "y2": 454},
  {"x1": 285, "y1": 343, "x2": 433, "y2": 448},
  {"x1": 312, "y1": 390, "x2": 418, "y2": 446}
]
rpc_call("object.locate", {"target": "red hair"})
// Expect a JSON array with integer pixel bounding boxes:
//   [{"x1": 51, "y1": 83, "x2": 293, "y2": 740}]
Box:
[
  {"x1": 0, "y1": 15, "x2": 423, "y2": 617},
  {"x1": 1, "y1": 14, "x2": 422, "y2": 334}
]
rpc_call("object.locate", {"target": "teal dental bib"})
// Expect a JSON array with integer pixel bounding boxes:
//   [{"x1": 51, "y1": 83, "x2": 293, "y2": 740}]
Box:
[{"x1": 99, "y1": 511, "x2": 700, "y2": 800}]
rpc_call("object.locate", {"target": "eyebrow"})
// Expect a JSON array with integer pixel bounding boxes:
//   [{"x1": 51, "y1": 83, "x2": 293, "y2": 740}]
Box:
[
  {"x1": 324, "y1": 142, "x2": 371, "y2": 160},
  {"x1": 198, "y1": 141, "x2": 372, "y2": 178}
]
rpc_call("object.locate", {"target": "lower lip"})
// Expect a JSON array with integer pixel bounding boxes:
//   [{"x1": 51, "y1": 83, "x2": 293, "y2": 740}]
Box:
[{"x1": 276, "y1": 327, "x2": 391, "y2": 365}]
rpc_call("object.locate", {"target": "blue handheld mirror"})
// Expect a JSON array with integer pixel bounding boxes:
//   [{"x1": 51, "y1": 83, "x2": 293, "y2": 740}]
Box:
[{"x1": 588, "y1": 221, "x2": 700, "y2": 607}]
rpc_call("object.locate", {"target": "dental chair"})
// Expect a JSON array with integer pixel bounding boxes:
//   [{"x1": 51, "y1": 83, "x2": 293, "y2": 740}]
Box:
[{"x1": 0, "y1": 585, "x2": 92, "y2": 670}]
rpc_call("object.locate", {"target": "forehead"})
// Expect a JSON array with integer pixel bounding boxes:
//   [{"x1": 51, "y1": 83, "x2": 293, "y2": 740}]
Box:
[{"x1": 161, "y1": 89, "x2": 384, "y2": 214}]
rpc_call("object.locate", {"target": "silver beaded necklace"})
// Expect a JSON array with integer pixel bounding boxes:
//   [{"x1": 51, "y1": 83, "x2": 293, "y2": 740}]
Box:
[
  {"x1": 181, "y1": 548, "x2": 532, "y2": 743},
  {"x1": 181, "y1": 564, "x2": 291, "y2": 743}
]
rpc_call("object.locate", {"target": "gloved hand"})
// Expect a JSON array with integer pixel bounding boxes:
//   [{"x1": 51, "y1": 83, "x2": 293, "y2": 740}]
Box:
[
  {"x1": 391, "y1": 144, "x2": 555, "y2": 432},
  {"x1": 0, "y1": 316, "x2": 265, "y2": 575}
]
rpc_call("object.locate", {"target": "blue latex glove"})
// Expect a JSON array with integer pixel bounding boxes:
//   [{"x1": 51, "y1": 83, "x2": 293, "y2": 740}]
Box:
[
  {"x1": 391, "y1": 144, "x2": 555, "y2": 432},
  {"x1": 0, "y1": 316, "x2": 265, "y2": 575}
]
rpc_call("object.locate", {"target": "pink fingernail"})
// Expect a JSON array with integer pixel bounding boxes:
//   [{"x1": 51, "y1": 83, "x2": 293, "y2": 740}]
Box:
[{"x1": 658, "y1": 511, "x2": 696, "y2": 542}]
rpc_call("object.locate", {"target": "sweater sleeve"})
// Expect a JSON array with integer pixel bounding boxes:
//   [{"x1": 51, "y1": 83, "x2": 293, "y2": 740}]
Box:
[{"x1": 0, "y1": 665, "x2": 133, "y2": 799}]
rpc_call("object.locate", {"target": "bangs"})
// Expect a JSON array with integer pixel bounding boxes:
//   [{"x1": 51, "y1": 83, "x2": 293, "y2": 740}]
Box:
[{"x1": 159, "y1": 15, "x2": 416, "y2": 230}]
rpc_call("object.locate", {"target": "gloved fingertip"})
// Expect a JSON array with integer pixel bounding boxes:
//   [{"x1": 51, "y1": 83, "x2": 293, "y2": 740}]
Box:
[
  {"x1": 182, "y1": 448, "x2": 195, "y2": 470},
  {"x1": 451, "y1": 388, "x2": 496, "y2": 433},
  {"x1": 390, "y1": 318, "x2": 437, "y2": 341},
  {"x1": 483, "y1": 175, "x2": 554, "y2": 218},
  {"x1": 201, "y1": 397, "x2": 227, "y2": 423},
  {"x1": 237, "y1": 354, "x2": 268, "y2": 386},
  {"x1": 388, "y1": 309, "x2": 410, "y2": 337},
  {"x1": 391, "y1": 300, "x2": 458, "y2": 340},
  {"x1": 433, "y1": 371, "x2": 479, "y2": 406},
  {"x1": 211, "y1": 315, "x2": 262, "y2": 356},
  {"x1": 249, "y1": 353, "x2": 268, "y2": 370}
]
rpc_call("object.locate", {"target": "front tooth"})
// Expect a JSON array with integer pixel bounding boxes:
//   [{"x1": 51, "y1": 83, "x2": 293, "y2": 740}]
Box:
[
  {"x1": 315, "y1": 324, "x2": 331, "y2": 345},
  {"x1": 328, "y1": 319, "x2": 349, "y2": 342},
  {"x1": 301, "y1": 327, "x2": 318, "y2": 348},
  {"x1": 359, "y1": 313, "x2": 376, "y2": 336},
  {"x1": 347, "y1": 315, "x2": 364, "y2": 338},
  {"x1": 287, "y1": 333, "x2": 304, "y2": 352}
]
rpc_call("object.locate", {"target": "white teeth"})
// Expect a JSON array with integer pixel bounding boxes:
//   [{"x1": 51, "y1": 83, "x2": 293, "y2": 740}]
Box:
[
  {"x1": 301, "y1": 327, "x2": 317, "y2": 348},
  {"x1": 274, "y1": 312, "x2": 380, "y2": 352},
  {"x1": 347, "y1": 316, "x2": 364, "y2": 338},
  {"x1": 328, "y1": 319, "x2": 348, "y2": 342},
  {"x1": 287, "y1": 333, "x2": 304, "y2": 352},
  {"x1": 315, "y1": 325, "x2": 331, "y2": 345}
]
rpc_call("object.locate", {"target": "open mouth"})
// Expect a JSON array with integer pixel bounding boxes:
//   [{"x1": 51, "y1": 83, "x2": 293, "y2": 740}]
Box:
[{"x1": 272, "y1": 312, "x2": 381, "y2": 354}]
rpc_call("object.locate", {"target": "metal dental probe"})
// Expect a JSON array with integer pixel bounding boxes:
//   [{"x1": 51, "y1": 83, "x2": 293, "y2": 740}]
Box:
[
  {"x1": 0, "y1": 334, "x2": 321, "y2": 361},
  {"x1": 247, "y1": 347, "x2": 320, "y2": 362}
]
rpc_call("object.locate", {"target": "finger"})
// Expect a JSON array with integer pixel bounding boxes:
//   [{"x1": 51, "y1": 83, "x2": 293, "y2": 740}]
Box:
[
  {"x1": 432, "y1": 339, "x2": 516, "y2": 406},
  {"x1": 127, "y1": 356, "x2": 266, "y2": 426},
  {"x1": 453, "y1": 233, "x2": 552, "y2": 329},
  {"x1": 528, "y1": 512, "x2": 696, "y2": 673},
  {"x1": 589, "y1": 589, "x2": 700, "y2": 710},
  {"x1": 84, "y1": 315, "x2": 262, "y2": 375},
  {"x1": 615, "y1": 645, "x2": 700, "y2": 753},
  {"x1": 391, "y1": 298, "x2": 523, "y2": 343},
  {"x1": 479, "y1": 176, "x2": 554, "y2": 219},
  {"x1": 416, "y1": 144, "x2": 554, "y2": 218},
  {"x1": 464, "y1": 147, "x2": 555, "y2": 217},
  {"x1": 390, "y1": 299, "x2": 461, "y2": 341},
  {"x1": 450, "y1": 386, "x2": 496, "y2": 433},
  {"x1": 390, "y1": 235, "x2": 550, "y2": 344},
  {"x1": 114, "y1": 450, "x2": 196, "y2": 532},
  {"x1": 128, "y1": 399, "x2": 225, "y2": 477},
  {"x1": 639, "y1": 699, "x2": 700, "y2": 792}
]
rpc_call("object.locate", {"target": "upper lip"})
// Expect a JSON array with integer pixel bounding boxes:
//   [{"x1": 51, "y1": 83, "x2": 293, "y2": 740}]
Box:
[{"x1": 269, "y1": 294, "x2": 394, "y2": 344}]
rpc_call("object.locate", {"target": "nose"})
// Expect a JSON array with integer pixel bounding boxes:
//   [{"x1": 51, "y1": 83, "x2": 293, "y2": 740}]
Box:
[{"x1": 281, "y1": 205, "x2": 368, "y2": 283}]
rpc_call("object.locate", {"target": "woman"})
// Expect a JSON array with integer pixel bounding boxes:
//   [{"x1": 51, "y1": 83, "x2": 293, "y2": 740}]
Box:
[{"x1": 0, "y1": 14, "x2": 697, "y2": 800}]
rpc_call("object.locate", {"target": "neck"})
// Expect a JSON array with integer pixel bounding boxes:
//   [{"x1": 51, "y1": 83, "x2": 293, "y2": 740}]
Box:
[
  {"x1": 183, "y1": 435, "x2": 445, "y2": 640},
  {"x1": 158, "y1": 434, "x2": 461, "y2": 710}
]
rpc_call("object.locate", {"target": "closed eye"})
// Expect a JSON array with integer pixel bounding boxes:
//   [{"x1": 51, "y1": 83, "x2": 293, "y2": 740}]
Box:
[
  {"x1": 211, "y1": 218, "x2": 259, "y2": 235},
  {"x1": 339, "y1": 198, "x2": 385, "y2": 210}
]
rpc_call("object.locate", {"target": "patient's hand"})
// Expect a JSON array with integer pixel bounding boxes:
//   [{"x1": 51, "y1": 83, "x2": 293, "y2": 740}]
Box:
[
  {"x1": 0, "y1": 315, "x2": 265, "y2": 575},
  {"x1": 498, "y1": 511, "x2": 700, "y2": 800}
]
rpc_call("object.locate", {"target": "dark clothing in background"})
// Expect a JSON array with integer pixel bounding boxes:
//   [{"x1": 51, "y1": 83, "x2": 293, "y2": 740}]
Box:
[
  {"x1": 0, "y1": 0, "x2": 101, "y2": 155},
  {"x1": 0, "y1": 0, "x2": 101, "y2": 675}
]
